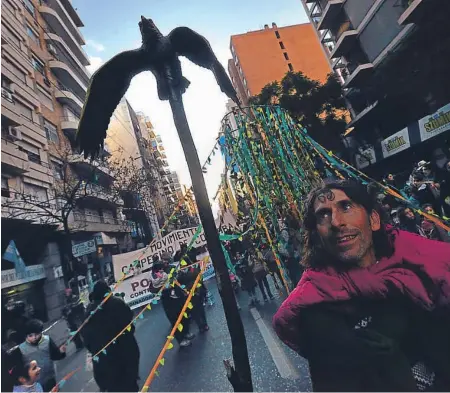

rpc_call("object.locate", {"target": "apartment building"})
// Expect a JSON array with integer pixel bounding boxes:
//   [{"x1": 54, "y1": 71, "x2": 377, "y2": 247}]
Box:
[
  {"x1": 228, "y1": 22, "x2": 331, "y2": 104},
  {"x1": 1, "y1": 0, "x2": 129, "y2": 320},
  {"x1": 301, "y1": 0, "x2": 450, "y2": 175}
]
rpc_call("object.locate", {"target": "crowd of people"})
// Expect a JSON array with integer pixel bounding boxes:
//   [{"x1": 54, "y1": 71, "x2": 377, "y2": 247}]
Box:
[{"x1": 379, "y1": 159, "x2": 450, "y2": 242}]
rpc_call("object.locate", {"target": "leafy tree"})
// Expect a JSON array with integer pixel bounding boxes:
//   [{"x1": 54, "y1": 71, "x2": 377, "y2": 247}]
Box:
[{"x1": 250, "y1": 71, "x2": 348, "y2": 156}]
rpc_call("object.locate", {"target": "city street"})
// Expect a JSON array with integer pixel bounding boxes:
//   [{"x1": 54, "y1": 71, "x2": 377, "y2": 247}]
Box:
[{"x1": 55, "y1": 279, "x2": 312, "y2": 392}]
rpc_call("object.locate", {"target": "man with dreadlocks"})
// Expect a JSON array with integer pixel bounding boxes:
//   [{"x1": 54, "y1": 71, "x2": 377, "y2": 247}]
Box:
[{"x1": 273, "y1": 180, "x2": 450, "y2": 392}]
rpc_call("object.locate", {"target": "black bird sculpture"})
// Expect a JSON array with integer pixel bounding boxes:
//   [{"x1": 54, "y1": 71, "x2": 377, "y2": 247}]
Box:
[
  {"x1": 76, "y1": 17, "x2": 252, "y2": 392},
  {"x1": 76, "y1": 16, "x2": 239, "y2": 158}
]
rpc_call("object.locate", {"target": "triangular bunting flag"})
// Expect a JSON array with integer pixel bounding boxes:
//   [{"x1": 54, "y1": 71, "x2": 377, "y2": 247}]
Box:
[
  {"x1": 187, "y1": 302, "x2": 193, "y2": 310},
  {"x1": 177, "y1": 323, "x2": 183, "y2": 332},
  {"x1": 146, "y1": 304, "x2": 152, "y2": 310},
  {"x1": 126, "y1": 325, "x2": 132, "y2": 332},
  {"x1": 159, "y1": 358, "x2": 165, "y2": 366},
  {"x1": 167, "y1": 342, "x2": 174, "y2": 350}
]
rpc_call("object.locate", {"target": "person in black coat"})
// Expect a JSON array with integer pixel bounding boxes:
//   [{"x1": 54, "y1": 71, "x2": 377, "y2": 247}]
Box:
[
  {"x1": 82, "y1": 281, "x2": 140, "y2": 392},
  {"x1": 161, "y1": 286, "x2": 195, "y2": 347}
]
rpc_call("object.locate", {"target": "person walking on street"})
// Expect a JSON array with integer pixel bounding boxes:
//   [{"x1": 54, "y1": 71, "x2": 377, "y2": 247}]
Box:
[
  {"x1": 177, "y1": 269, "x2": 209, "y2": 333},
  {"x1": 161, "y1": 286, "x2": 195, "y2": 347},
  {"x1": 250, "y1": 250, "x2": 274, "y2": 302},
  {"x1": 19, "y1": 319, "x2": 66, "y2": 392},
  {"x1": 62, "y1": 288, "x2": 84, "y2": 350},
  {"x1": 273, "y1": 180, "x2": 450, "y2": 391},
  {"x1": 82, "y1": 281, "x2": 140, "y2": 392},
  {"x1": 235, "y1": 252, "x2": 259, "y2": 307}
]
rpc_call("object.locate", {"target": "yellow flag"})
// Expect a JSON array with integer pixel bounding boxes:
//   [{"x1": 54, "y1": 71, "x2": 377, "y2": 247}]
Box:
[
  {"x1": 167, "y1": 335, "x2": 174, "y2": 340},
  {"x1": 177, "y1": 323, "x2": 183, "y2": 332},
  {"x1": 180, "y1": 260, "x2": 187, "y2": 266},
  {"x1": 197, "y1": 283, "x2": 202, "y2": 288},
  {"x1": 142, "y1": 386, "x2": 149, "y2": 392},
  {"x1": 126, "y1": 325, "x2": 132, "y2": 332},
  {"x1": 167, "y1": 342, "x2": 174, "y2": 350},
  {"x1": 183, "y1": 312, "x2": 188, "y2": 318},
  {"x1": 146, "y1": 304, "x2": 152, "y2": 310},
  {"x1": 159, "y1": 358, "x2": 165, "y2": 366},
  {"x1": 187, "y1": 302, "x2": 193, "y2": 310}
]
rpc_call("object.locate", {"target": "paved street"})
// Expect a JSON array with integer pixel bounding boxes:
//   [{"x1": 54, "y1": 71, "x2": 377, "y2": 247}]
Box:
[{"x1": 55, "y1": 279, "x2": 312, "y2": 392}]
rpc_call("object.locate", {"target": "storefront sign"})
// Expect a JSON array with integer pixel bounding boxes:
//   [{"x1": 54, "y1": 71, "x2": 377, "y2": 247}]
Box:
[
  {"x1": 113, "y1": 227, "x2": 206, "y2": 279},
  {"x1": 381, "y1": 128, "x2": 410, "y2": 158},
  {"x1": 418, "y1": 103, "x2": 450, "y2": 142},
  {"x1": 355, "y1": 146, "x2": 376, "y2": 169},
  {"x1": 72, "y1": 240, "x2": 96, "y2": 258},
  {"x1": 113, "y1": 256, "x2": 213, "y2": 310},
  {"x1": 1, "y1": 265, "x2": 46, "y2": 289}
]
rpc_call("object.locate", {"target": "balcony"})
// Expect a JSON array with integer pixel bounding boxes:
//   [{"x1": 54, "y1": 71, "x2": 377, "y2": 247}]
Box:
[
  {"x1": 49, "y1": 60, "x2": 87, "y2": 100},
  {"x1": 330, "y1": 25, "x2": 358, "y2": 59},
  {"x1": 71, "y1": 212, "x2": 131, "y2": 233},
  {"x1": 343, "y1": 63, "x2": 374, "y2": 89},
  {"x1": 347, "y1": 100, "x2": 379, "y2": 130},
  {"x1": 80, "y1": 183, "x2": 124, "y2": 206},
  {"x1": 1, "y1": 138, "x2": 30, "y2": 175},
  {"x1": 60, "y1": 116, "x2": 79, "y2": 140},
  {"x1": 55, "y1": 86, "x2": 83, "y2": 115},
  {"x1": 44, "y1": 33, "x2": 90, "y2": 84},
  {"x1": 69, "y1": 154, "x2": 114, "y2": 179},
  {"x1": 398, "y1": 0, "x2": 432, "y2": 25},
  {"x1": 39, "y1": 4, "x2": 89, "y2": 66},
  {"x1": 318, "y1": 0, "x2": 346, "y2": 31}
]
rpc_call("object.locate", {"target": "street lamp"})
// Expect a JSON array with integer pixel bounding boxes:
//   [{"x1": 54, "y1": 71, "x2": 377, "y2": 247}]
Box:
[{"x1": 75, "y1": 16, "x2": 252, "y2": 392}]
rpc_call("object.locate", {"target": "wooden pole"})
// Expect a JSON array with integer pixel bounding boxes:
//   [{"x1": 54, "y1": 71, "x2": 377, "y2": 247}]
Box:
[{"x1": 167, "y1": 90, "x2": 253, "y2": 392}]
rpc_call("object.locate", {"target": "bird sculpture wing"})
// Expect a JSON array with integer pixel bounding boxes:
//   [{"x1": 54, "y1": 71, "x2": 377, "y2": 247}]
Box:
[
  {"x1": 76, "y1": 49, "x2": 147, "y2": 159},
  {"x1": 168, "y1": 27, "x2": 240, "y2": 106}
]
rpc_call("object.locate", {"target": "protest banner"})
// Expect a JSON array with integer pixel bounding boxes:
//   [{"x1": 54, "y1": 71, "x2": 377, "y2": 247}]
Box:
[
  {"x1": 112, "y1": 227, "x2": 206, "y2": 279},
  {"x1": 113, "y1": 254, "x2": 214, "y2": 309}
]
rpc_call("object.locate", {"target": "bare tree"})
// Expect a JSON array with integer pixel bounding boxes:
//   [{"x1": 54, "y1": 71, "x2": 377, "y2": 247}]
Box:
[{"x1": 2, "y1": 146, "x2": 123, "y2": 282}]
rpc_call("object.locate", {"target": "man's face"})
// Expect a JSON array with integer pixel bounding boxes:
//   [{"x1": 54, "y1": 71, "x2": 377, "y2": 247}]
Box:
[
  {"x1": 26, "y1": 333, "x2": 42, "y2": 345},
  {"x1": 424, "y1": 206, "x2": 434, "y2": 215},
  {"x1": 387, "y1": 174, "x2": 394, "y2": 181},
  {"x1": 423, "y1": 167, "x2": 432, "y2": 177},
  {"x1": 313, "y1": 189, "x2": 380, "y2": 267},
  {"x1": 404, "y1": 208, "x2": 415, "y2": 220}
]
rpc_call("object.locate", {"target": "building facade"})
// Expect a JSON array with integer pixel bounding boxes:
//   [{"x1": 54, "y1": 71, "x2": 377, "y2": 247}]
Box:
[
  {"x1": 228, "y1": 22, "x2": 331, "y2": 104},
  {"x1": 1, "y1": 0, "x2": 92, "y2": 321},
  {"x1": 301, "y1": 0, "x2": 450, "y2": 175}
]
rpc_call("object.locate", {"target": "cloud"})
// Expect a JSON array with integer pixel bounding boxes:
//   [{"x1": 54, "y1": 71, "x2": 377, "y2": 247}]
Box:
[
  {"x1": 86, "y1": 56, "x2": 103, "y2": 75},
  {"x1": 86, "y1": 39, "x2": 105, "y2": 52}
]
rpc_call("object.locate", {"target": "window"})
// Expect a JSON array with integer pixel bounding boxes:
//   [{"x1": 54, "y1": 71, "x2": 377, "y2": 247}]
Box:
[
  {"x1": 288, "y1": 63, "x2": 294, "y2": 72},
  {"x1": 3, "y1": 26, "x2": 21, "y2": 49},
  {"x1": 279, "y1": 41, "x2": 285, "y2": 50},
  {"x1": 15, "y1": 101, "x2": 33, "y2": 121},
  {"x1": 1, "y1": 177, "x2": 10, "y2": 198},
  {"x1": 3, "y1": 58, "x2": 26, "y2": 83},
  {"x1": 24, "y1": 183, "x2": 48, "y2": 203},
  {"x1": 32, "y1": 57, "x2": 45, "y2": 76},
  {"x1": 2, "y1": 77, "x2": 12, "y2": 91},
  {"x1": 23, "y1": 0, "x2": 35, "y2": 16},
  {"x1": 51, "y1": 161, "x2": 63, "y2": 180},
  {"x1": 44, "y1": 120, "x2": 58, "y2": 143},
  {"x1": 243, "y1": 77, "x2": 247, "y2": 87},
  {"x1": 27, "y1": 151, "x2": 41, "y2": 164},
  {"x1": 26, "y1": 26, "x2": 40, "y2": 46},
  {"x1": 283, "y1": 52, "x2": 289, "y2": 60},
  {"x1": 275, "y1": 31, "x2": 280, "y2": 39}
]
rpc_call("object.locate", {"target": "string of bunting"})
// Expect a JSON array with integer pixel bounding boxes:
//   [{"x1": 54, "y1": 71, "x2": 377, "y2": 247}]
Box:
[{"x1": 141, "y1": 260, "x2": 207, "y2": 392}]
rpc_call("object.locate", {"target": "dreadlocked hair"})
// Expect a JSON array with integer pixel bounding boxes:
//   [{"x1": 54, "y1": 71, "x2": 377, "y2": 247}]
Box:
[{"x1": 301, "y1": 179, "x2": 396, "y2": 269}]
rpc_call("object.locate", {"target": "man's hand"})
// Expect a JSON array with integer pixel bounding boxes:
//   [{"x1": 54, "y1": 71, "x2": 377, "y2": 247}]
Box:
[{"x1": 59, "y1": 344, "x2": 67, "y2": 353}]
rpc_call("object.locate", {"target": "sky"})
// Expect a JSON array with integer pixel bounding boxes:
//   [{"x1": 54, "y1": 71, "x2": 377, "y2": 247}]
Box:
[{"x1": 72, "y1": 0, "x2": 309, "y2": 215}]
